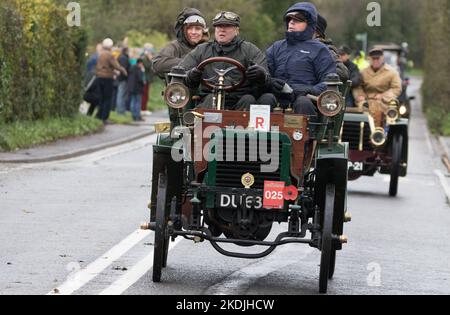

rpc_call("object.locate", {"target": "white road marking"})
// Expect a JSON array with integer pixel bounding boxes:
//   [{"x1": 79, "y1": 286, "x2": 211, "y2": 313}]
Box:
[
  {"x1": 434, "y1": 170, "x2": 450, "y2": 203},
  {"x1": 204, "y1": 245, "x2": 314, "y2": 295},
  {"x1": 1, "y1": 135, "x2": 157, "y2": 175},
  {"x1": 99, "y1": 237, "x2": 183, "y2": 295},
  {"x1": 71, "y1": 136, "x2": 155, "y2": 164},
  {"x1": 48, "y1": 229, "x2": 151, "y2": 295}
]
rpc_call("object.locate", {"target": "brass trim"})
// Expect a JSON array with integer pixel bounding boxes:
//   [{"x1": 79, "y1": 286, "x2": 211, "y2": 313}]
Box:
[
  {"x1": 386, "y1": 106, "x2": 399, "y2": 125},
  {"x1": 359, "y1": 122, "x2": 365, "y2": 151},
  {"x1": 154, "y1": 122, "x2": 171, "y2": 133},
  {"x1": 370, "y1": 127, "x2": 387, "y2": 147}
]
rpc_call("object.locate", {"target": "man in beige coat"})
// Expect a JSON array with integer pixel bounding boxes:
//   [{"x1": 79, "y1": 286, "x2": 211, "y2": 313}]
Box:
[{"x1": 354, "y1": 47, "x2": 402, "y2": 126}]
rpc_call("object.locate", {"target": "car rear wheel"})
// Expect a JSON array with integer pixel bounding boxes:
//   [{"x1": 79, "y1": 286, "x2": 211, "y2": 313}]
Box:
[
  {"x1": 389, "y1": 134, "x2": 403, "y2": 197},
  {"x1": 319, "y1": 184, "x2": 335, "y2": 294},
  {"x1": 152, "y1": 172, "x2": 169, "y2": 283}
]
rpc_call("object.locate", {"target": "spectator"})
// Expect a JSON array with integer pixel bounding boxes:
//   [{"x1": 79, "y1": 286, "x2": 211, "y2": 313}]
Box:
[
  {"x1": 354, "y1": 50, "x2": 370, "y2": 71},
  {"x1": 116, "y1": 47, "x2": 131, "y2": 115},
  {"x1": 86, "y1": 43, "x2": 103, "y2": 73},
  {"x1": 127, "y1": 58, "x2": 146, "y2": 122},
  {"x1": 85, "y1": 43, "x2": 103, "y2": 116},
  {"x1": 141, "y1": 44, "x2": 156, "y2": 114},
  {"x1": 95, "y1": 38, "x2": 127, "y2": 124}
]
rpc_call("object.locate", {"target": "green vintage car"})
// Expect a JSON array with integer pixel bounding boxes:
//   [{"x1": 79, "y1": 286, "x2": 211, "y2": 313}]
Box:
[
  {"x1": 342, "y1": 99, "x2": 409, "y2": 196},
  {"x1": 141, "y1": 57, "x2": 351, "y2": 294}
]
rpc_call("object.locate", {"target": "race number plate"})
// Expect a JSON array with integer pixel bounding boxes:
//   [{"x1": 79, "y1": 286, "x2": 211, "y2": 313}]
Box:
[
  {"x1": 263, "y1": 181, "x2": 285, "y2": 210},
  {"x1": 217, "y1": 194, "x2": 263, "y2": 210}
]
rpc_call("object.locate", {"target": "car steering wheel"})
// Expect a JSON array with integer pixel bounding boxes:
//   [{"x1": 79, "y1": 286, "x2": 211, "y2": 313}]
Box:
[{"x1": 197, "y1": 57, "x2": 246, "y2": 92}]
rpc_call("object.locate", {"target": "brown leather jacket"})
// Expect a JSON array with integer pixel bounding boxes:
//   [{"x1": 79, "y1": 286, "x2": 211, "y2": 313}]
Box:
[{"x1": 95, "y1": 50, "x2": 127, "y2": 79}]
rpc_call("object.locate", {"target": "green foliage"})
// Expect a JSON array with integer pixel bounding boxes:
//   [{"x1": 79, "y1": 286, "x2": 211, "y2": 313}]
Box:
[
  {"x1": 0, "y1": 114, "x2": 103, "y2": 151},
  {"x1": 422, "y1": 0, "x2": 450, "y2": 134},
  {"x1": 0, "y1": 0, "x2": 87, "y2": 124},
  {"x1": 125, "y1": 29, "x2": 169, "y2": 52}
]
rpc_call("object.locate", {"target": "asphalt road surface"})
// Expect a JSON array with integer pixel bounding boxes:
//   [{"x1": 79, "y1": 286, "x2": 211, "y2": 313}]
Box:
[{"x1": 1, "y1": 78, "x2": 450, "y2": 295}]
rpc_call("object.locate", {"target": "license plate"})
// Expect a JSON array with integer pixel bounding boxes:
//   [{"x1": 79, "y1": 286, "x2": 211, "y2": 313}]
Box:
[
  {"x1": 217, "y1": 194, "x2": 263, "y2": 210},
  {"x1": 348, "y1": 161, "x2": 364, "y2": 172}
]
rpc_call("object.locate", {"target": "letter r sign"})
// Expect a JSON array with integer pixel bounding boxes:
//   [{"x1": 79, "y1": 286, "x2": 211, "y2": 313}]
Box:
[{"x1": 250, "y1": 105, "x2": 271, "y2": 132}]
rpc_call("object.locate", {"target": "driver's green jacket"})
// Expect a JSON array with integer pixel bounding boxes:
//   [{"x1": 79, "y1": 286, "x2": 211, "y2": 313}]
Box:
[{"x1": 178, "y1": 36, "x2": 269, "y2": 99}]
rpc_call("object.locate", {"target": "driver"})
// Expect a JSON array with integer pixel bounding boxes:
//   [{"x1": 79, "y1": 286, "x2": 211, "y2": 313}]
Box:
[
  {"x1": 353, "y1": 47, "x2": 402, "y2": 125},
  {"x1": 178, "y1": 11, "x2": 276, "y2": 110}
]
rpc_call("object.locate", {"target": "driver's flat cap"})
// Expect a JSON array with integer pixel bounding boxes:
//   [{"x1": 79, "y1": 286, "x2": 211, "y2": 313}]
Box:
[{"x1": 369, "y1": 47, "x2": 384, "y2": 57}]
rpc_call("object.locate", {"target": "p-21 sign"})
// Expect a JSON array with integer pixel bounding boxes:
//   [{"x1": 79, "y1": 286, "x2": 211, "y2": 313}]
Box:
[{"x1": 263, "y1": 181, "x2": 285, "y2": 209}]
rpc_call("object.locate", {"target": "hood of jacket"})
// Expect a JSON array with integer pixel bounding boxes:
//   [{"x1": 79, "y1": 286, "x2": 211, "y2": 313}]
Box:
[
  {"x1": 174, "y1": 8, "x2": 205, "y2": 48},
  {"x1": 285, "y1": 2, "x2": 318, "y2": 43}
]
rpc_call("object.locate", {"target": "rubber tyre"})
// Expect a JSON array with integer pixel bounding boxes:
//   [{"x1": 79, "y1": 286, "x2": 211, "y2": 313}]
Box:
[
  {"x1": 319, "y1": 184, "x2": 335, "y2": 294},
  {"x1": 389, "y1": 134, "x2": 403, "y2": 197},
  {"x1": 152, "y1": 173, "x2": 169, "y2": 283}
]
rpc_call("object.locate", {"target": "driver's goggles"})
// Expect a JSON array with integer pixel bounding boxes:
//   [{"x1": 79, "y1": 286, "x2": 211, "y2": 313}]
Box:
[{"x1": 213, "y1": 11, "x2": 240, "y2": 23}]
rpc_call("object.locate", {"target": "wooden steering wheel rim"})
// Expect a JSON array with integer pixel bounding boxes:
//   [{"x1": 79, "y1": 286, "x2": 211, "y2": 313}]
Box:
[{"x1": 197, "y1": 57, "x2": 246, "y2": 92}]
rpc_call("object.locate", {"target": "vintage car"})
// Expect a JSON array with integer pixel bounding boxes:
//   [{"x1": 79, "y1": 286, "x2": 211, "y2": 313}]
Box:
[
  {"x1": 342, "y1": 98, "x2": 409, "y2": 196},
  {"x1": 373, "y1": 43, "x2": 415, "y2": 119},
  {"x1": 141, "y1": 57, "x2": 351, "y2": 294}
]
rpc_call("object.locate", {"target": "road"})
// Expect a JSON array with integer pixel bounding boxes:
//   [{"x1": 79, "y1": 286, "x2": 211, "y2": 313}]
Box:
[{"x1": 1, "y1": 78, "x2": 450, "y2": 295}]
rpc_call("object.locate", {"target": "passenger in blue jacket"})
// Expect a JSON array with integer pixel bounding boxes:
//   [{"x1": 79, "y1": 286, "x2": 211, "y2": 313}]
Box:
[{"x1": 266, "y1": 2, "x2": 336, "y2": 120}]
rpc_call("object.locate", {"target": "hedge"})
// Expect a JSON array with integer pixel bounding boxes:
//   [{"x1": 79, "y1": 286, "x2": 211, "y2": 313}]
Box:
[{"x1": 0, "y1": 0, "x2": 87, "y2": 124}]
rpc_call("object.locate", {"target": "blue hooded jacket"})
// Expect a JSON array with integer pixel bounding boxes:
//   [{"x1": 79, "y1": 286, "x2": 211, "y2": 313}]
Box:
[{"x1": 266, "y1": 2, "x2": 336, "y2": 97}]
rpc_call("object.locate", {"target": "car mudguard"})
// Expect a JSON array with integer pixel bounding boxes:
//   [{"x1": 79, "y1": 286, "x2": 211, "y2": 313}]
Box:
[
  {"x1": 150, "y1": 133, "x2": 183, "y2": 221},
  {"x1": 315, "y1": 142, "x2": 349, "y2": 251}
]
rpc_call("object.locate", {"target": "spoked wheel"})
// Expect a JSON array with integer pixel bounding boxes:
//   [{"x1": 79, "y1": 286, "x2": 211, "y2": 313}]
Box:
[
  {"x1": 152, "y1": 172, "x2": 169, "y2": 283},
  {"x1": 319, "y1": 184, "x2": 335, "y2": 294},
  {"x1": 389, "y1": 134, "x2": 403, "y2": 197}
]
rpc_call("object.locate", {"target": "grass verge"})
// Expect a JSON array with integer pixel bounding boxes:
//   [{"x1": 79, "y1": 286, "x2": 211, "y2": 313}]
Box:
[
  {"x1": 0, "y1": 114, "x2": 103, "y2": 151},
  {"x1": 425, "y1": 108, "x2": 450, "y2": 136},
  {"x1": 406, "y1": 68, "x2": 423, "y2": 78},
  {"x1": 109, "y1": 111, "x2": 133, "y2": 124}
]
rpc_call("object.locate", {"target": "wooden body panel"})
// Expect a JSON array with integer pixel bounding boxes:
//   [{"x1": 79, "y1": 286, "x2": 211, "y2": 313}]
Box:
[{"x1": 192, "y1": 110, "x2": 309, "y2": 181}]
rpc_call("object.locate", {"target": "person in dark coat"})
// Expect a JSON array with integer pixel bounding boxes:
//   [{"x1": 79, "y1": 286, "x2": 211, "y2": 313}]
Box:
[
  {"x1": 266, "y1": 2, "x2": 336, "y2": 120},
  {"x1": 116, "y1": 47, "x2": 131, "y2": 114},
  {"x1": 314, "y1": 14, "x2": 349, "y2": 83},
  {"x1": 153, "y1": 8, "x2": 208, "y2": 79},
  {"x1": 338, "y1": 46, "x2": 362, "y2": 107},
  {"x1": 127, "y1": 59, "x2": 146, "y2": 121},
  {"x1": 179, "y1": 11, "x2": 276, "y2": 110}
]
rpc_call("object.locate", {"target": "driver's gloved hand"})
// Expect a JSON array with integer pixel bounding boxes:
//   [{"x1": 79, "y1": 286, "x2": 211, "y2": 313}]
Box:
[
  {"x1": 186, "y1": 67, "x2": 203, "y2": 88},
  {"x1": 246, "y1": 64, "x2": 268, "y2": 85},
  {"x1": 295, "y1": 85, "x2": 316, "y2": 97},
  {"x1": 270, "y1": 78, "x2": 286, "y2": 95}
]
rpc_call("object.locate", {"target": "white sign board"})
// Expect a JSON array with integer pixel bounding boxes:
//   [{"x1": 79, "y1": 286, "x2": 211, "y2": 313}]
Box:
[{"x1": 249, "y1": 105, "x2": 271, "y2": 132}]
